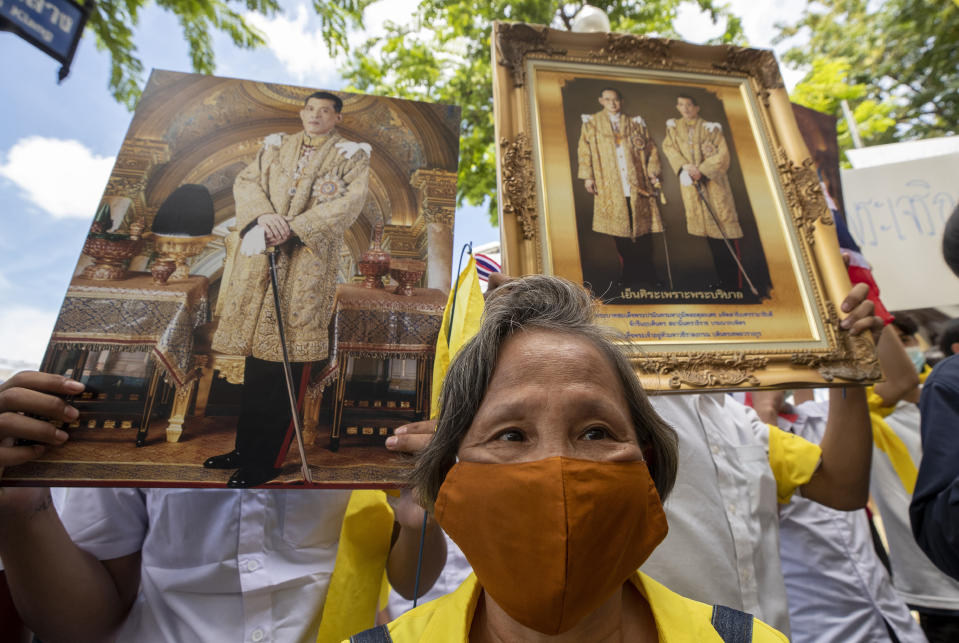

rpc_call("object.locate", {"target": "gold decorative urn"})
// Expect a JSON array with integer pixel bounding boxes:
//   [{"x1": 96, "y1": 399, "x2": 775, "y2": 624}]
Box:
[
  {"x1": 389, "y1": 258, "x2": 426, "y2": 296},
  {"x1": 149, "y1": 233, "x2": 216, "y2": 284}
]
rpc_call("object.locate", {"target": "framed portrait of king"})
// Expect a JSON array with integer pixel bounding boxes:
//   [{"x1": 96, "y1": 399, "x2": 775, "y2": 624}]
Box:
[
  {"x1": 2, "y1": 70, "x2": 461, "y2": 488},
  {"x1": 492, "y1": 23, "x2": 880, "y2": 391}
]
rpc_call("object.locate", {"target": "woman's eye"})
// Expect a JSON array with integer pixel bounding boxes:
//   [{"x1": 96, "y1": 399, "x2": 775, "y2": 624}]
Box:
[
  {"x1": 582, "y1": 427, "x2": 610, "y2": 441},
  {"x1": 494, "y1": 429, "x2": 524, "y2": 442}
]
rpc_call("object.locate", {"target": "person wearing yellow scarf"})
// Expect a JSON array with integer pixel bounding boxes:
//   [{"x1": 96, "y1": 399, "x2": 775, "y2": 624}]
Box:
[{"x1": 869, "y1": 318, "x2": 959, "y2": 642}]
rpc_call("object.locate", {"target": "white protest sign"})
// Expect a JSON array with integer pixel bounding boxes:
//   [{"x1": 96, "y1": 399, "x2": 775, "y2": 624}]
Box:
[
  {"x1": 841, "y1": 152, "x2": 959, "y2": 310},
  {"x1": 846, "y1": 136, "x2": 959, "y2": 168}
]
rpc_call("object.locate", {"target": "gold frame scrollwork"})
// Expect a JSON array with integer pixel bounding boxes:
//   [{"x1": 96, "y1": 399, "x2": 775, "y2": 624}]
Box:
[
  {"x1": 499, "y1": 133, "x2": 537, "y2": 241},
  {"x1": 492, "y1": 22, "x2": 879, "y2": 391},
  {"x1": 777, "y1": 152, "x2": 835, "y2": 248}
]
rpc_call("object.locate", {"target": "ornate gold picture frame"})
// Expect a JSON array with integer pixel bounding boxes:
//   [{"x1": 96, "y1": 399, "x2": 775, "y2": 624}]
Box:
[{"x1": 492, "y1": 23, "x2": 879, "y2": 391}]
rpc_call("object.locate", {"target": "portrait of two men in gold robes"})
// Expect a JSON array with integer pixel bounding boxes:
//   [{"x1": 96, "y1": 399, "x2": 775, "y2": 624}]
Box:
[{"x1": 566, "y1": 79, "x2": 773, "y2": 304}]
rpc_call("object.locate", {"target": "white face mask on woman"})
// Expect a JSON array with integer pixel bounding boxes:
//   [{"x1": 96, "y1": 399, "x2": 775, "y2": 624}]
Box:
[{"x1": 905, "y1": 346, "x2": 926, "y2": 373}]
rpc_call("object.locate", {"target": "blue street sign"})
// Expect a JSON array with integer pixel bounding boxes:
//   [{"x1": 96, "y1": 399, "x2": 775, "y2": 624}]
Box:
[{"x1": 0, "y1": 0, "x2": 92, "y2": 80}]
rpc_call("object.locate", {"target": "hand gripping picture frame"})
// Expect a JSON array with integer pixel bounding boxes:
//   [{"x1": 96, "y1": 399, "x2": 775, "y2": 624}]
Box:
[{"x1": 492, "y1": 23, "x2": 880, "y2": 392}]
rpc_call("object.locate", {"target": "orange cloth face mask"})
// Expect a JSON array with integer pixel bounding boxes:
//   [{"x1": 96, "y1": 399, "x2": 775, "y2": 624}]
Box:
[{"x1": 433, "y1": 457, "x2": 668, "y2": 635}]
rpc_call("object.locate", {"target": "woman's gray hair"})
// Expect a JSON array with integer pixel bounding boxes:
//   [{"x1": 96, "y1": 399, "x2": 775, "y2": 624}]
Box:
[{"x1": 412, "y1": 274, "x2": 679, "y2": 510}]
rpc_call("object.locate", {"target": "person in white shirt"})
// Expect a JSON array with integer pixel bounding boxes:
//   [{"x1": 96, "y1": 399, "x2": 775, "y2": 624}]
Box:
[
  {"x1": 752, "y1": 390, "x2": 926, "y2": 642},
  {"x1": 0, "y1": 371, "x2": 444, "y2": 643},
  {"x1": 641, "y1": 375, "x2": 872, "y2": 638},
  {"x1": 869, "y1": 317, "x2": 959, "y2": 643}
]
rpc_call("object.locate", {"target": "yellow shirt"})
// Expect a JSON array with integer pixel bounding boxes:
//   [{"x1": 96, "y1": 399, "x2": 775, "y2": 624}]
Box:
[
  {"x1": 766, "y1": 423, "x2": 823, "y2": 503},
  {"x1": 366, "y1": 571, "x2": 787, "y2": 642}
]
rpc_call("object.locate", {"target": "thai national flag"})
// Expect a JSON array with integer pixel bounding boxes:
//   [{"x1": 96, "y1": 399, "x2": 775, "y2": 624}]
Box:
[
  {"x1": 473, "y1": 253, "x2": 501, "y2": 282},
  {"x1": 819, "y1": 179, "x2": 894, "y2": 325},
  {"x1": 845, "y1": 249, "x2": 895, "y2": 325}
]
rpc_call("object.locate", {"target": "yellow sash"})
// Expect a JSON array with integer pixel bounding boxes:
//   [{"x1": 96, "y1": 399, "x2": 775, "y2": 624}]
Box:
[
  {"x1": 870, "y1": 412, "x2": 918, "y2": 493},
  {"x1": 316, "y1": 490, "x2": 394, "y2": 643},
  {"x1": 866, "y1": 387, "x2": 919, "y2": 493}
]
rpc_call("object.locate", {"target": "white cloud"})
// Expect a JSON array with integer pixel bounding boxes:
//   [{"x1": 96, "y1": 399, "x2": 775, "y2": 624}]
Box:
[
  {"x1": 731, "y1": 0, "x2": 807, "y2": 50},
  {"x1": 674, "y1": 3, "x2": 727, "y2": 43},
  {"x1": 729, "y1": 0, "x2": 809, "y2": 91},
  {"x1": 245, "y1": 0, "x2": 422, "y2": 84},
  {"x1": 0, "y1": 305, "x2": 58, "y2": 367},
  {"x1": 675, "y1": 0, "x2": 809, "y2": 92},
  {"x1": 674, "y1": 0, "x2": 808, "y2": 50},
  {"x1": 0, "y1": 137, "x2": 115, "y2": 220},
  {"x1": 245, "y1": 5, "x2": 340, "y2": 83},
  {"x1": 356, "y1": 0, "x2": 419, "y2": 44}
]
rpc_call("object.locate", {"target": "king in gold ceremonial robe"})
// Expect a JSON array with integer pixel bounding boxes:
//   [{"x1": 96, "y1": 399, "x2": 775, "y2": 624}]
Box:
[
  {"x1": 213, "y1": 126, "x2": 370, "y2": 362},
  {"x1": 206, "y1": 92, "x2": 371, "y2": 487},
  {"x1": 662, "y1": 94, "x2": 744, "y2": 289},
  {"x1": 577, "y1": 88, "x2": 665, "y2": 288}
]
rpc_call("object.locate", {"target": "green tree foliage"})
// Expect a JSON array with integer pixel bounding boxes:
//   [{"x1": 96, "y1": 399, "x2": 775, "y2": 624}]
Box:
[
  {"x1": 790, "y1": 59, "x2": 895, "y2": 162},
  {"x1": 86, "y1": 0, "x2": 372, "y2": 108},
  {"x1": 778, "y1": 0, "x2": 959, "y2": 146},
  {"x1": 341, "y1": 1, "x2": 746, "y2": 224}
]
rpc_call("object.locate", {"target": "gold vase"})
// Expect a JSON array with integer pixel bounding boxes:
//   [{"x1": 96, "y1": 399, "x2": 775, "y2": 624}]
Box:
[
  {"x1": 149, "y1": 233, "x2": 215, "y2": 284},
  {"x1": 389, "y1": 259, "x2": 426, "y2": 296}
]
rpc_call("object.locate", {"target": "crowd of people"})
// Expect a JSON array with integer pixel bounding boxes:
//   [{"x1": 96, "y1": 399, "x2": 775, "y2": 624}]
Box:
[{"x1": 2, "y1": 148, "x2": 958, "y2": 641}]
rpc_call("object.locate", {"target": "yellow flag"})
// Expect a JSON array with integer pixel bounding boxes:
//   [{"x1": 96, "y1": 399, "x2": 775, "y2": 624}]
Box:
[
  {"x1": 430, "y1": 255, "x2": 485, "y2": 419},
  {"x1": 315, "y1": 490, "x2": 394, "y2": 643}
]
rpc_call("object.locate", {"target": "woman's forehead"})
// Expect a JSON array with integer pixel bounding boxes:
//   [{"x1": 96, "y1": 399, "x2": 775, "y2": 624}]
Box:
[{"x1": 476, "y1": 329, "x2": 630, "y2": 412}]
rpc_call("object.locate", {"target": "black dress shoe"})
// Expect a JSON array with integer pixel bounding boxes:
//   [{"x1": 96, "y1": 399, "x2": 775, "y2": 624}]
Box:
[
  {"x1": 203, "y1": 450, "x2": 244, "y2": 469},
  {"x1": 226, "y1": 466, "x2": 282, "y2": 488}
]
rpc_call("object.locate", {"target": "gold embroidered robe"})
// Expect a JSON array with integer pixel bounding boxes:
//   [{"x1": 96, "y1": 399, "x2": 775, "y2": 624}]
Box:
[
  {"x1": 662, "y1": 117, "x2": 743, "y2": 240},
  {"x1": 212, "y1": 130, "x2": 370, "y2": 362},
  {"x1": 577, "y1": 110, "x2": 663, "y2": 239}
]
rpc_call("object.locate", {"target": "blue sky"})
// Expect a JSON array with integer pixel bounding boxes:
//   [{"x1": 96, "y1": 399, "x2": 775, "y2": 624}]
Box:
[{"x1": 0, "y1": 0, "x2": 805, "y2": 371}]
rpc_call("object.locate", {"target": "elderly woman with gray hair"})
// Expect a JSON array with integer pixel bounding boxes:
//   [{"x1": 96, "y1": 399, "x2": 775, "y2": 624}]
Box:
[{"x1": 349, "y1": 275, "x2": 786, "y2": 642}]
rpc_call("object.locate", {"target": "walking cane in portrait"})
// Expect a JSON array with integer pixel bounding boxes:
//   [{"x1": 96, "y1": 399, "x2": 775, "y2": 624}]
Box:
[
  {"x1": 650, "y1": 177, "x2": 675, "y2": 290},
  {"x1": 693, "y1": 178, "x2": 759, "y2": 296},
  {"x1": 265, "y1": 246, "x2": 314, "y2": 483},
  {"x1": 231, "y1": 220, "x2": 315, "y2": 484}
]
